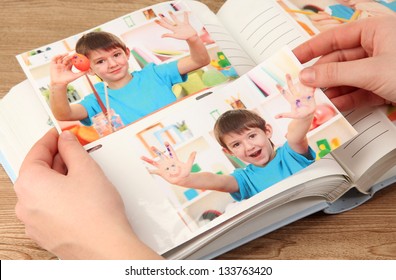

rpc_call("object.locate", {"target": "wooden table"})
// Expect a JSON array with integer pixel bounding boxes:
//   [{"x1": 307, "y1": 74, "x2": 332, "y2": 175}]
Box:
[{"x1": 1, "y1": 0, "x2": 395, "y2": 260}]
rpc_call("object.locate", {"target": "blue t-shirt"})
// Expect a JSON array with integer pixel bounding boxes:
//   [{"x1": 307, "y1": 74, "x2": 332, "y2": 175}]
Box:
[
  {"x1": 79, "y1": 61, "x2": 187, "y2": 126},
  {"x1": 328, "y1": 1, "x2": 396, "y2": 20},
  {"x1": 230, "y1": 142, "x2": 315, "y2": 201},
  {"x1": 327, "y1": 4, "x2": 354, "y2": 19}
]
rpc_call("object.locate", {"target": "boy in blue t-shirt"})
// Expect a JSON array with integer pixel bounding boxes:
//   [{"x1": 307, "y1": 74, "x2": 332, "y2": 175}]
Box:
[
  {"x1": 309, "y1": 0, "x2": 396, "y2": 32},
  {"x1": 49, "y1": 12, "x2": 210, "y2": 127},
  {"x1": 142, "y1": 74, "x2": 316, "y2": 201}
]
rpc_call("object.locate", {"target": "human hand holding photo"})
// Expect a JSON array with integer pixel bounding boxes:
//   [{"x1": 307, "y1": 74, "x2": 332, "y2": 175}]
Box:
[
  {"x1": 293, "y1": 15, "x2": 396, "y2": 111},
  {"x1": 14, "y1": 129, "x2": 161, "y2": 259}
]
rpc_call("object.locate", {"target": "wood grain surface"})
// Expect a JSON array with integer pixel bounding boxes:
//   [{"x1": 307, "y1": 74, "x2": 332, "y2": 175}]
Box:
[{"x1": 1, "y1": 0, "x2": 395, "y2": 260}]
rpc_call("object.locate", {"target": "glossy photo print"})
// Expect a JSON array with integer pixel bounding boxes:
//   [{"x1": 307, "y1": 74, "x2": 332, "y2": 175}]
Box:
[{"x1": 17, "y1": 1, "x2": 239, "y2": 145}]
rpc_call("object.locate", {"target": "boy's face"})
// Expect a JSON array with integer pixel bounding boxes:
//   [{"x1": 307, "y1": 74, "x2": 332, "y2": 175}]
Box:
[
  {"x1": 223, "y1": 125, "x2": 275, "y2": 167},
  {"x1": 87, "y1": 47, "x2": 131, "y2": 87}
]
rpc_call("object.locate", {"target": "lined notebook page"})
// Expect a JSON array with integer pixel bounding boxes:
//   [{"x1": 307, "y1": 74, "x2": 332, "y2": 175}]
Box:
[
  {"x1": 187, "y1": 1, "x2": 256, "y2": 75},
  {"x1": 0, "y1": 80, "x2": 51, "y2": 181},
  {"x1": 216, "y1": 0, "x2": 310, "y2": 65},
  {"x1": 332, "y1": 107, "x2": 396, "y2": 191}
]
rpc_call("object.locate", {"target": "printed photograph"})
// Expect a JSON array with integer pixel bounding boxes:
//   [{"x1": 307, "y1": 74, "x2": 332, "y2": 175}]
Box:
[
  {"x1": 136, "y1": 47, "x2": 357, "y2": 231},
  {"x1": 278, "y1": 0, "x2": 396, "y2": 34},
  {"x1": 17, "y1": 1, "x2": 239, "y2": 145}
]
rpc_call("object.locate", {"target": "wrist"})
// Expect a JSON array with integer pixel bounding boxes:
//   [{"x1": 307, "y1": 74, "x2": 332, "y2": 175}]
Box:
[
  {"x1": 50, "y1": 83, "x2": 68, "y2": 93},
  {"x1": 186, "y1": 33, "x2": 199, "y2": 43},
  {"x1": 181, "y1": 171, "x2": 197, "y2": 186},
  {"x1": 305, "y1": 112, "x2": 315, "y2": 120},
  {"x1": 49, "y1": 83, "x2": 67, "y2": 91}
]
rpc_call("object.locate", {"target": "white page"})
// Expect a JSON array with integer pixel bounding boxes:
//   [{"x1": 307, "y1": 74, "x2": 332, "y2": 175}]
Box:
[
  {"x1": 216, "y1": 0, "x2": 311, "y2": 64},
  {"x1": 332, "y1": 106, "x2": 396, "y2": 191},
  {"x1": 186, "y1": 1, "x2": 257, "y2": 75},
  {"x1": 0, "y1": 80, "x2": 52, "y2": 181}
]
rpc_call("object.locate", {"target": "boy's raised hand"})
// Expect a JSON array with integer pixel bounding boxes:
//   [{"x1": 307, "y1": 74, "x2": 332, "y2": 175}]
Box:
[
  {"x1": 50, "y1": 53, "x2": 87, "y2": 86},
  {"x1": 155, "y1": 11, "x2": 197, "y2": 41},
  {"x1": 275, "y1": 74, "x2": 316, "y2": 120},
  {"x1": 141, "y1": 142, "x2": 196, "y2": 185}
]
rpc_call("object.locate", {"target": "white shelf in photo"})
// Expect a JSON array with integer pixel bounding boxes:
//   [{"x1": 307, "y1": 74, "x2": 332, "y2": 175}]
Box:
[
  {"x1": 307, "y1": 113, "x2": 344, "y2": 138},
  {"x1": 181, "y1": 190, "x2": 213, "y2": 209}
]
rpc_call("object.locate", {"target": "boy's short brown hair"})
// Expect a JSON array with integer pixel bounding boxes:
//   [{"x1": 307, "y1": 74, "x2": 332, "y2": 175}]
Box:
[
  {"x1": 213, "y1": 109, "x2": 268, "y2": 149},
  {"x1": 75, "y1": 31, "x2": 128, "y2": 57}
]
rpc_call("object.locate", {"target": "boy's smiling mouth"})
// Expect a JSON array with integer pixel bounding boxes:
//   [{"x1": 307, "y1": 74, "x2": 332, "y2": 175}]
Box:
[
  {"x1": 249, "y1": 149, "x2": 262, "y2": 158},
  {"x1": 110, "y1": 68, "x2": 122, "y2": 74}
]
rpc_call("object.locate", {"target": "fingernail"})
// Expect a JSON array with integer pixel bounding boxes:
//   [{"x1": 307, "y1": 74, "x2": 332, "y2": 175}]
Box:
[
  {"x1": 300, "y1": 68, "x2": 315, "y2": 83},
  {"x1": 60, "y1": 130, "x2": 76, "y2": 140}
]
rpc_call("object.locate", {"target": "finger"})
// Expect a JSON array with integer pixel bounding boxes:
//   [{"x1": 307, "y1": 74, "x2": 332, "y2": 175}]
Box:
[
  {"x1": 293, "y1": 19, "x2": 370, "y2": 63},
  {"x1": 151, "y1": 146, "x2": 164, "y2": 158},
  {"x1": 323, "y1": 85, "x2": 357, "y2": 99},
  {"x1": 275, "y1": 112, "x2": 295, "y2": 119},
  {"x1": 277, "y1": 84, "x2": 293, "y2": 104},
  {"x1": 186, "y1": 151, "x2": 197, "y2": 168},
  {"x1": 182, "y1": 11, "x2": 189, "y2": 23},
  {"x1": 276, "y1": 84, "x2": 286, "y2": 95},
  {"x1": 285, "y1": 74, "x2": 297, "y2": 95},
  {"x1": 315, "y1": 47, "x2": 367, "y2": 65},
  {"x1": 19, "y1": 128, "x2": 60, "y2": 174},
  {"x1": 61, "y1": 54, "x2": 75, "y2": 66},
  {"x1": 154, "y1": 19, "x2": 171, "y2": 31},
  {"x1": 141, "y1": 156, "x2": 159, "y2": 167},
  {"x1": 298, "y1": 58, "x2": 374, "y2": 89},
  {"x1": 164, "y1": 142, "x2": 177, "y2": 160},
  {"x1": 157, "y1": 13, "x2": 175, "y2": 27},
  {"x1": 57, "y1": 130, "x2": 95, "y2": 175},
  {"x1": 160, "y1": 33, "x2": 175, "y2": 39},
  {"x1": 51, "y1": 53, "x2": 68, "y2": 64},
  {"x1": 15, "y1": 129, "x2": 61, "y2": 202},
  {"x1": 52, "y1": 152, "x2": 67, "y2": 175},
  {"x1": 330, "y1": 88, "x2": 386, "y2": 111},
  {"x1": 168, "y1": 11, "x2": 180, "y2": 23}
]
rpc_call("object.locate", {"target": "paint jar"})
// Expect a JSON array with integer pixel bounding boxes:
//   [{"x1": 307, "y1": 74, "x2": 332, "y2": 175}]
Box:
[{"x1": 91, "y1": 109, "x2": 124, "y2": 137}]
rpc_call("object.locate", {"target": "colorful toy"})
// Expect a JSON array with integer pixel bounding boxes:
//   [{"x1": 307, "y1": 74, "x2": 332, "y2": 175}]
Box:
[
  {"x1": 72, "y1": 53, "x2": 90, "y2": 71},
  {"x1": 200, "y1": 210, "x2": 222, "y2": 221},
  {"x1": 316, "y1": 137, "x2": 341, "y2": 159},
  {"x1": 210, "y1": 52, "x2": 238, "y2": 78},
  {"x1": 202, "y1": 69, "x2": 228, "y2": 87},
  {"x1": 316, "y1": 139, "x2": 332, "y2": 158},
  {"x1": 310, "y1": 103, "x2": 337, "y2": 130},
  {"x1": 184, "y1": 189, "x2": 199, "y2": 201}
]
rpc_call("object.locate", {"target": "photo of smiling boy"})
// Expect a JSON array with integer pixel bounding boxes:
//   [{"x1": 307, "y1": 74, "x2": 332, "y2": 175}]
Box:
[
  {"x1": 142, "y1": 74, "x2": 316, "y2": 201},
  {"x1": 49, "y1": 11, "x2": 210, "y2": 128}
]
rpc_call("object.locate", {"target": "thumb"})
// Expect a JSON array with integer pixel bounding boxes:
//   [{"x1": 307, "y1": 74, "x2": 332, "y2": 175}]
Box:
[
  {"x1": 275, "y1": 112, "x2": 294, "y2": 119},
  {"x1": 161, "y1": 33, "x2": 175, "y2": 39},
  {"x1": 299, "y1": 59, "x2": 371, "y2": 89},
  {"x1": 57, "y1": 131, "x2": 92, "y2": 173}
]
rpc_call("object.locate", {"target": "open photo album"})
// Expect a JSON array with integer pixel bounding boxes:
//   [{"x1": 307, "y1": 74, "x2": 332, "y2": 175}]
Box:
[{"x1": 1, "y1": 0, "x2": 396, "y2": 259}]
